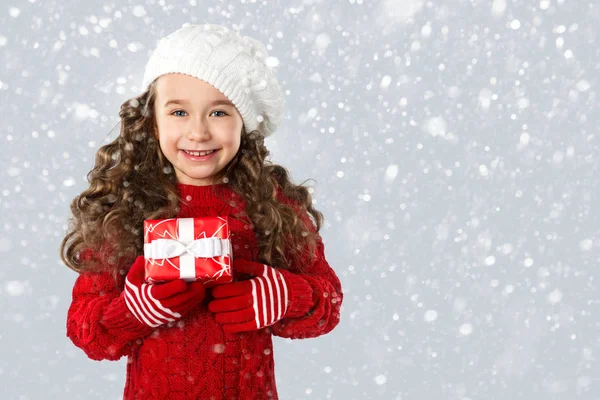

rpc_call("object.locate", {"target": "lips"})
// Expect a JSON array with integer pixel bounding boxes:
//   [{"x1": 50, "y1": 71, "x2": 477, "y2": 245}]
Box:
[
  {"x1": 183, "y1": 149, "x2": 218, "y2": 152},
  {"x1": 181, "y1": 149, "x2": 220, "y2": 156},
  {"x1": 180, "y1": 149, "x2": 220, "y2": 160}
]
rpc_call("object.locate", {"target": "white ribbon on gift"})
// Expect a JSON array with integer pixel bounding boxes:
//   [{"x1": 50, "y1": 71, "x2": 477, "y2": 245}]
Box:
[
  {"x1": 144, "y1": 218, "x2": 231, "y2": 280},
  {"x1": 144, "y1": 237, "x2": 231, "y2": 259}
]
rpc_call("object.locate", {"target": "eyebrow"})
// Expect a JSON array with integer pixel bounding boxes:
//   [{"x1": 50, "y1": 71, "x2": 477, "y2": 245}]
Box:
[{"x1": 163, "y1": 99, "x2": 235, "y2": 108}]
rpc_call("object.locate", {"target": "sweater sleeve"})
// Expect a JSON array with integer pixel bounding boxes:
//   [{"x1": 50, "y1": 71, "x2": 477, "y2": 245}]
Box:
[
  {"x1": 66, "y1": 268, "x2": 155, "y2": 361},
  {"x1": 267, "y1": 234, "x2": 343, "y2": 340},
  {"x1": 266, "y1": 188, "x2": 344, "y2": 339}
]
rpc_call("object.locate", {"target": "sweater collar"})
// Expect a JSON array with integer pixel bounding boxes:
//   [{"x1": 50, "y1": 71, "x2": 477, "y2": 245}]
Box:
[{"x1": 176, "y1": 182, "x2": 232, "y2": 208}]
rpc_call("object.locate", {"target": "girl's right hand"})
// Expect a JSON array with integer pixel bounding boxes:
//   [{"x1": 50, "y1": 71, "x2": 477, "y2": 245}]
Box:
[{"x1": 124, "y1": 256, "x2": 206, "y2": 328}]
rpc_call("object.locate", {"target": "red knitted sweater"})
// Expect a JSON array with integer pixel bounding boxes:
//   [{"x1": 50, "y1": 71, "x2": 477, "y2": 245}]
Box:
[{"x1": 66, "y1": 182, "x2": 343, "y2": 400}]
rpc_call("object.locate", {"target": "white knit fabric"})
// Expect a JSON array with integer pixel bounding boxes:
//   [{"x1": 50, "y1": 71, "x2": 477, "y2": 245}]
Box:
[{"x1": 141, "y1": 23, "x2": 284, "y2": 137}]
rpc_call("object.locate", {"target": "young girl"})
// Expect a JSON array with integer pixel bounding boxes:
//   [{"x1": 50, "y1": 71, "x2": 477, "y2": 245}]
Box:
[{"x1": 61, "y1": 23, "x2": 343, "y2": 400}]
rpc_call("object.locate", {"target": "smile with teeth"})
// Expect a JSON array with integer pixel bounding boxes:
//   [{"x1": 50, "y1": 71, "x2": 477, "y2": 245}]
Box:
[{"x1": 183, "y1": 149, "x2": 217, "y2": 156}]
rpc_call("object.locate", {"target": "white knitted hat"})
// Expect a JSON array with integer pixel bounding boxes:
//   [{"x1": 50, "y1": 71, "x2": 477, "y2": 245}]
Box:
[{"x1": 141, "y1": 23, "x2": 284, "y2": 137}]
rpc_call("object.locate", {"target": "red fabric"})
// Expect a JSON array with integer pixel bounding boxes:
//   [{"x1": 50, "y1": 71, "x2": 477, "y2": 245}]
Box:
[{"x1": 66, "y1": 182, "x2": 343, "y2": 400}]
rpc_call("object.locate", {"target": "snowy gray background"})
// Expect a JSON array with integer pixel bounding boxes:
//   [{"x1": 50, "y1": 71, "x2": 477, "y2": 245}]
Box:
[{"x1": 1, "y1": 0, "x2": 598, "y2": 399}]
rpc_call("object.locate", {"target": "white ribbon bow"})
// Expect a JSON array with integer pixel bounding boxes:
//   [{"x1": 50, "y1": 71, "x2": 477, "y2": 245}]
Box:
[{"x1": 144, "y1": 237, "x2": 230, "y2": 260}]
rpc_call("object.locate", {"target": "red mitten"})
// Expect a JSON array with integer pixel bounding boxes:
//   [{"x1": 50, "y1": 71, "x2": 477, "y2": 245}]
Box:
[
  {"x1": 208, "y1": 258, "x2": 290, "y2": 333},
  {"x1": 124, "y1": 256, "x2": 206, "y2": 327}
]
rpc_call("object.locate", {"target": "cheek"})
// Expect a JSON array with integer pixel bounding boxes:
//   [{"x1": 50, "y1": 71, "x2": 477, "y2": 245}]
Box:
[
  {"x1": 222, "y1": 135, "x2": 240, "y2": 150},
  {"x1": 226, "y1": 136, "x2": 241, "y2": 152},
  {"x1": 155, "y1": 117, "x2": 172, "y2": 133},
  {"x1": 155, "y1": 119, "x2": 179, "y2": 141}
]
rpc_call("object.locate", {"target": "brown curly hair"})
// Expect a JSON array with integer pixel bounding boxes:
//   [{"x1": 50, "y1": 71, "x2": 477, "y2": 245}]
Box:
[{"x1": 59, "y1": 80, "x2": 324, "y2": 282}]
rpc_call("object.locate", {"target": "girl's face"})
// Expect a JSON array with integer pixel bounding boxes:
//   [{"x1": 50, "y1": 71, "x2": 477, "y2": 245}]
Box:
[{"x1": 153, "y1": 73, "x2": 244, "y2": 186}]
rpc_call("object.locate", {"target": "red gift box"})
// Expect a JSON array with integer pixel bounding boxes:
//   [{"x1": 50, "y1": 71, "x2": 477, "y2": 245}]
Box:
[{"x1": 143, "y1": 216, "x2": 233, "y2": 287}]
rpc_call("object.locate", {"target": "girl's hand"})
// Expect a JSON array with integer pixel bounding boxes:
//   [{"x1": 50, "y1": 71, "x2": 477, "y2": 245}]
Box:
[
  {"x1": 124, "y1": 256, "x2": 206, "y2": 328},
  {"x1": 208, "y1": 258, "x2": 290, "y2": 334}
]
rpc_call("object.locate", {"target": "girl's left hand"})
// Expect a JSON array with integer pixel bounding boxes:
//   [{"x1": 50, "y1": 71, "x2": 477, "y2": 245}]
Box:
[{"x1": 208, "y1": 258, "x2": 290, "y2": 333}]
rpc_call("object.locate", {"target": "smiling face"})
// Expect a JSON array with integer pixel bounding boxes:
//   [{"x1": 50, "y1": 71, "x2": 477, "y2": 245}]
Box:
[{"x1": 153, "y1": 73, "x2": 244, "y2": 186}]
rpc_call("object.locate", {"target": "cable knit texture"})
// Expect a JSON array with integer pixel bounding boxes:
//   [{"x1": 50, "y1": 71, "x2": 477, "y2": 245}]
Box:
[{"x1": 66, "y1": 182, "x2": 343, "y2": 400}]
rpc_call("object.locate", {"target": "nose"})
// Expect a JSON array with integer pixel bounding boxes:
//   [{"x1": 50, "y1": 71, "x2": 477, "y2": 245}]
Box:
[{"x1": 185, "y1": 116, "x2": 211, "y2": 141}]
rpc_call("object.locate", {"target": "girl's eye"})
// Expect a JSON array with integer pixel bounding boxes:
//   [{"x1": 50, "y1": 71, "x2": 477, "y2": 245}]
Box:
[{"x1": 171, "y1": 110, "x2": 227, "y2": 117}]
